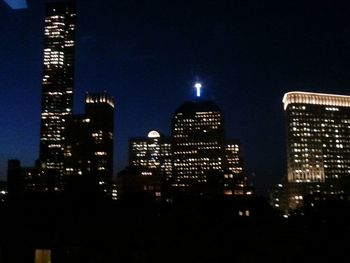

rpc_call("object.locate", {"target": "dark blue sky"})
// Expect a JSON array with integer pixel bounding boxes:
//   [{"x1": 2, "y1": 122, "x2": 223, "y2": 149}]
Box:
[{"x1": 1, "y1": 0, "x2": 350, "y2": 195}]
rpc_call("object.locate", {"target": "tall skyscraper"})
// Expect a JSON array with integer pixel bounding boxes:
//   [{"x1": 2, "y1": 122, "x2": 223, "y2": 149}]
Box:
[
  {"x1": 64, "y1": 92, "x2": 115, "y2": 192},
  {"x1": 39, "y1": 1, "x2": 76, "y2": 190},
  {"x1": 85, "y1": 92, "x2": 115, "y2": 184},
  {"x1": 283, "y1": 91, "x2": 350, "y2": 209},
  {"x1": 169, "y1": 84, "x2": 252, "y2": 199},
  {"x1": 171, "y1": 98, "x2": 226, "y2": 197}
]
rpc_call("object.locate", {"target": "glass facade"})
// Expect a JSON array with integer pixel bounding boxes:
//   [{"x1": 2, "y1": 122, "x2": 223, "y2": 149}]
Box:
[
  {"x1": 283, "y1": 91, "x2": 350, "y2": 209},
  {"x1": 39, "y1": 2, "x2": 76, "y2": 190},
  {"x1": 171, "y1": 101, "x2": 225, "y2": 194}
]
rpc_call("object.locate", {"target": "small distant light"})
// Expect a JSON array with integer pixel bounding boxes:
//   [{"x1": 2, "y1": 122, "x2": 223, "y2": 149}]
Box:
[{"x1": 283, "y1": 214, "x2": 288, "y2": 219}]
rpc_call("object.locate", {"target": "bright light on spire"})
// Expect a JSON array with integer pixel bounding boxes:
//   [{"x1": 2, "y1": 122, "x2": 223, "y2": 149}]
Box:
[{"x1": 194, "y1": 82, "x2": 202, "y2": 97}]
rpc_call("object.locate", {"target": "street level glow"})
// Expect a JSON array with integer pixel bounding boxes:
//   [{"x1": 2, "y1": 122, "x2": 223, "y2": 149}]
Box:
[{"x1": 194, "y1": 83, "x2": 202, "y2": 97}]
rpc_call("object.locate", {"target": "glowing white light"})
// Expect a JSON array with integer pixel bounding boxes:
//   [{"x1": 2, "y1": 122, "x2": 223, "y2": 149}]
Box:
[
  {"x1": 194, "y1": 83, "x2": 202, "y2": 97},
  {"x1": 148, "y1": 130, "x2": 160, "y2": 138}
]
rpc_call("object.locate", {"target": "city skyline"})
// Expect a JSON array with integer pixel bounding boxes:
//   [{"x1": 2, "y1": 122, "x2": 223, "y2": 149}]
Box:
[{"x1": 1, "y1": 0, "x2": 350, "y2": 195}]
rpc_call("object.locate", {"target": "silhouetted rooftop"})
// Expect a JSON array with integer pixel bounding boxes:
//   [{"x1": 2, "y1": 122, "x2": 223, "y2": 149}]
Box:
[{"x1": 174, "y1": 100, "x2": 222, "y2": 115}]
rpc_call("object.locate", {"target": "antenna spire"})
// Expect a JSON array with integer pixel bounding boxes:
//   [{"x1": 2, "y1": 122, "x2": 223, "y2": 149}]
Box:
[{"x1": 194, "y1": 82, "x2": 202, "y2": 97}]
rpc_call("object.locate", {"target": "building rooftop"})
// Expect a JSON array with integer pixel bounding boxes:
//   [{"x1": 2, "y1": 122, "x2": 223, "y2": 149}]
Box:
[{"x1": 283, "y1": 91, "x2": 350, "y2": 110}]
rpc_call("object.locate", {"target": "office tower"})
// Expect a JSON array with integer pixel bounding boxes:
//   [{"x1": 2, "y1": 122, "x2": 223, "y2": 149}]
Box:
[
  {"x1": 129, "y1": 130, "x2": 172, "y2": 180},
  {"x1": 39, "y1": 1, "x2": 76, "y2": 190},
  {"x1": 171, "y1": 99, "x2": 226, "y2": 197},
  {"x1": 122, "y1": 130, "x2": 171, "y2": 201},
  {"x1": 64, "y1": 92, "x2": 114, "y2": 192},
  {"x1": 225, "y1": 141, "x2": 243, "y2": 175},
  {"x1": 223, "y1": 141, "x2": 252, "y2": 196},
  {"x1": 283, "y1": 91, "x2": 350, "y2": 209},
  {"x1": 64, "y1": 115, "x2": 93, "y2": 178},
  {"x1": 85, "y1": 92, "x2": 114, "y2": 183}
]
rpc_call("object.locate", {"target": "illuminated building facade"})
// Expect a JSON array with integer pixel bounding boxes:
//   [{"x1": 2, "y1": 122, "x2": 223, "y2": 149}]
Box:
[
  {"x1": 129, "y1": 130, "x2": 172, "y2": 179},
  {"x1": 122, "y1": 85, "x2": 250, "y2": 200},
  {"x1": 283, "y1": 91, "x2": 350, "y2": 209},
  {"x1": 171, "y1": 100, "x2": 225, "y2": 196},
  {"x1": 39, "y1": 1, "x2": 76, "y2": 190},
  {"x1": 85, "y1": 92, "x2": 114, "y2": 184},
  {"x1": 223, "y1": 141, "x2": 252, "y2": 196},
  {"x1": 225, "y1": 141, "x2": 243, "y2": 175},
  {"x1": 64, "y1": 92, "x2": 114, "y2": 191},
  {"x1": 125, "y1": 130, "x2": 171, "y2": 200}
]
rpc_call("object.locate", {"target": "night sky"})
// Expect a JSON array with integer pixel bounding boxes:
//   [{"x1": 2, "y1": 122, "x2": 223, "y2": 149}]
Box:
[{"x1": 1, "y1": 0, "x2": 350, "y2": 195}]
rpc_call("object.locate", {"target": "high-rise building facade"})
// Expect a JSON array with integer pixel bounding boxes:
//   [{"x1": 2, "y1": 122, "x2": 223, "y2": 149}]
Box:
[
  {"x1": 171, "y1": 100, "x2": 226, "y2": 196},
  {"x1": 283, "y1": 91, "x2": 350, "y2": 209},
  {"x1": 39, "y1": 1, "x2": 76, "y2": 189},
  {"x1": 129, "y1": 130, "x2": 172, "y2": 179},
  {"x1": 64, "y1": 92, "x2": 115, "y2": 192},
  {"x1": 85, "y1": 92, "x2": 114, "y2": 184},
  {"x1": 122, "y1": 130, "x2": 171, "y2": 201},
  {"x1": 225, "y1": 141, "x2": 243, "y2": 176},
  {"x1": 120, "y1": 85, "x2": 250, "y2": 200},
  {"x1": 223, "y1": 141, "x2": 252, "y2": 196}
]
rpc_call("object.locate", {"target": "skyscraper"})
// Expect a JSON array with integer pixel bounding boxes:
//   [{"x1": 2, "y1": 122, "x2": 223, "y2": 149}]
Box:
[
  {"x1": 169, "y1": 84, "x2": 252, "y2": 199},
  {"x1": 223, "y1": 141, "x2": 251, "y2": 196},
  {"x1": 129, "y1": 130, "x2": 172, "y2": 180},
  {"x1": 64, "y1": 92, "x2": 115, "y2": 193},
  {"x1": 120, "y1": 130, "x2": 171, "y2": 201},
  {"x1": 39, "y1": 1, "x2": 76, "y2": 190},
  {"x1": 85, "y1": 92, "x2": 115, "y2": 184},
  {"x1": 283, "y1": 91, "x2": 350, "y2": 209},
  {"x1": 171, "y1": 99, "x2": 226, "y2": 197}
]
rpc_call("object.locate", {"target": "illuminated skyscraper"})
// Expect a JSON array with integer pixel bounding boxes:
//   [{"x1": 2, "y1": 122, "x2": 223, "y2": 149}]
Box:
[
  {"x1": 39, "y1": 1, "x2": 76, "y2": 190},
  {"x1": 225, "y1": 141, "x2": 243, "y2": 176},
  {"x1": 169, "y1": 83, "x2": 251, "y2": 199},
  {"x1": 122, "y1": 130, "x2": 171, "y2": 201},
  {"x1": 223, "y1": 141, "x2": 252, "y2": 196},
  {"x1": 171, "y1": 99, "x2": 225, "y2": 196},
  {"x1": 129, "y1": 130, "x2": 172, "y2": 179},
  {"x1": 85, "y1": 92, "x2": 114, "y2": 184},
  {"x1": 64, "y1": 92, "x2": 115, "y2": 192},
  {"x1": 283, "y1": 91, "x2": 350, "y2": 209}
]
